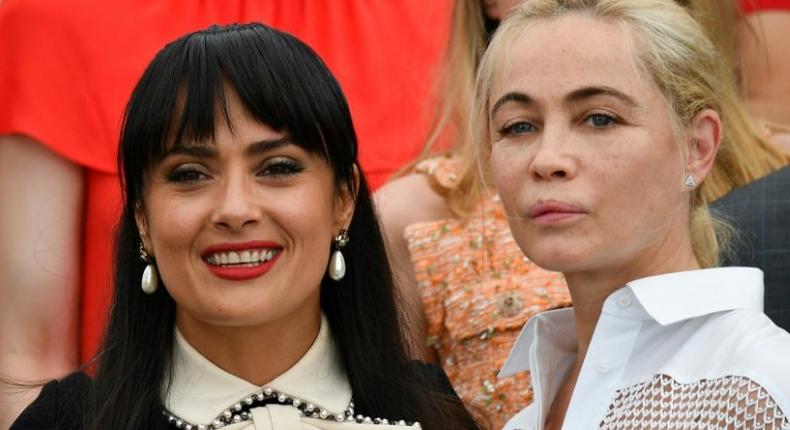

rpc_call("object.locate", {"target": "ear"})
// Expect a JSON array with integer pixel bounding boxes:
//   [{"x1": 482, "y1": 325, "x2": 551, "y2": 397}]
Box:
[
  {"x1": 333, "y1": 165, "x2": 360, "y2": 233},
  {"x1": 135, "y1": 203, "x2": 153, "y2": 256},
  {"x1": 685, "y1": 108, "x2": 722, "y2": 188}
]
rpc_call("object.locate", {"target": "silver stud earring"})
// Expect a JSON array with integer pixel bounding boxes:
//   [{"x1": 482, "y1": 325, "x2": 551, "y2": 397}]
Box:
[
  {"x1": 328, "y1": 229, "x2": 349, "y2": 281},
  {"x1": 139, "y1": 243, "x2": 159, "y2": 295},
  {"x1": 684, "y1": 174, "x2": 697, "y2": 188}
]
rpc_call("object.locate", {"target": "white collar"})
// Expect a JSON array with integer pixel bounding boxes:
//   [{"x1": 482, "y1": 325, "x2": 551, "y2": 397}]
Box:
[
  {"x1": 499, "y1": 267, "x2": 764, "y2": 378},
  {"x1": 165, "y1": 314, "x2": 352, "y2": 425}
]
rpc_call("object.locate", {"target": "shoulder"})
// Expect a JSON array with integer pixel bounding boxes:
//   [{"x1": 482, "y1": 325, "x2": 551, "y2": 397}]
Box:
[
  {"x1": 712, "y1": 165, "x2": 790, "y2": 214},
  {"x1": 721, "y1": 311, "x2": 790, "y2": 394},
  {"x1": 681, "y1": 310, "x2": 790, "y2": 402},
  {"x1": 10, "y1": 372, "x2": 90, "y2": 430},
  {"x1": 374, "y1": 170, "x2": 454, "y2": 238}
]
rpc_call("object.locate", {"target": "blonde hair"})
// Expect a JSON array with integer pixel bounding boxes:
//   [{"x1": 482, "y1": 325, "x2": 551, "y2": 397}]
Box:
[
  {"x1": 401, "y1": 0, "x2": 492, "y2": 212},
  {"x1": 417, "y1": 0, "x2": 487, "y2": 160},
  {"x1": 471, "y1": 0, "x2": 788, "y2": 268}
]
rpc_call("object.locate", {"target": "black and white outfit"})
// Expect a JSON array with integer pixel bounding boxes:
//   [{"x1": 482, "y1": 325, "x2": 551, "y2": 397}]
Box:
[
  {"x1": 501, "y1": 267, "x2": 790, "y2": 429},
  {"x1": 13, "y1": 315, "x2": 453, "y2": 429}
]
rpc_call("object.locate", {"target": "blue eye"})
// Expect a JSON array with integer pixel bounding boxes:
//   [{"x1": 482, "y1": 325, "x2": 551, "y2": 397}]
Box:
[
  {"x1": 499, "y1": 121, "x2": 536, "y2": 136},
  {"x1": 168, "y1": 165, "x2": 209, "y2": 183},
  {"x1": 586, "y1": 113, "x2": 617, "y2": 128},
  {"x1": 260, "y1": 158, "x2": 304, "y2": 178}
]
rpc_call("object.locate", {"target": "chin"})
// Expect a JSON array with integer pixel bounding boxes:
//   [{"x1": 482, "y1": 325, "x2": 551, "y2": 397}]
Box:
[{"x1": 522, "y1": 245, "x2": 589, "y2": 273}]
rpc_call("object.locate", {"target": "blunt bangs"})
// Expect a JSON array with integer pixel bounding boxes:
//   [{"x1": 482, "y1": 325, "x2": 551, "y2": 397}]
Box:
[{"x1": 120, "y1": 23, "x2": 357, "y2": 203}]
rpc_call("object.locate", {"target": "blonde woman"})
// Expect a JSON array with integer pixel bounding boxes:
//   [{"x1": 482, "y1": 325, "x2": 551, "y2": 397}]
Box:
[
  {"x1": 469, "y1": 0, "x2": 790, "y2": 428},
  {"x1": 376, "y1": 0, "x2": 787, "y2": 428}
]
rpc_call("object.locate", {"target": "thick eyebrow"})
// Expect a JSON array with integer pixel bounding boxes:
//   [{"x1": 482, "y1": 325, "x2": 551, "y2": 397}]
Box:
[
  {"x1": 565, "y1": 86, "x2": 639, "y2": 108},
  {"x1": 162, "y1": 137, "x2": 292, "y2": 159},
  {"x1": 163, "y1": 144, "x2": 217, "y2": 158},
  {"x1": 491, "y1": 92, "x2": 534, "y2": 117},
  {"x1": 244, "y1": 137, "x2": 292, "y2": 157}
]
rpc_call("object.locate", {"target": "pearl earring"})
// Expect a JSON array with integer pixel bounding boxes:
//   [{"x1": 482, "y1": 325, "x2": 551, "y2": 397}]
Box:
[
  {"x1": 684, "y1": 174, "x2": 697, "y2": 188},
  {"x1": 139, "y1": 243, "x2": 159, "y2": 295},
  {"x1": 328, "y1": 229, "x2": 349, "y2": 281}
]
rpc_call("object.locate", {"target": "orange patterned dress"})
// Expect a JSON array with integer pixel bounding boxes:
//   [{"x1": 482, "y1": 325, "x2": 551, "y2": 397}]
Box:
[{"x1": 404, "y1": 155, "x2": 571, "y2": 429}]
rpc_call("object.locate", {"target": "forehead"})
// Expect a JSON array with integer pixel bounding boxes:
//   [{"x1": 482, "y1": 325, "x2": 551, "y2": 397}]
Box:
[
  {"x1": 492, "y1": 13, "x2": 658, "y2": 105},
  {"x1": 165, "y1": 87, "x2": 285, "y2": 151}
]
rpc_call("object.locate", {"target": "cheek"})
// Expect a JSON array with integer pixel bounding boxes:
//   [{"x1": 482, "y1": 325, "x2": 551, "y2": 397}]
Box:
[
  {"x1": 594, "y1": 143, "x2": 684, "y2": 239},
  {"x1": 273, "y1": 186, "x2": 337, "y2": 248},
  {"x1": 146, "y1": 196, "x2": 207, "y2": 257},
  {"x1": 490, "y1": 144, "x2": 528, "y2": 208},
  {"x1": 145, "y1": 196, "x2": 210, "y2": 288}
]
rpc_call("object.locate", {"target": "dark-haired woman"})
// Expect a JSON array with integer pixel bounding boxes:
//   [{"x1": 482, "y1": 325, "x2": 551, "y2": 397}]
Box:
[{"x1": 11, "y1": 23, "x2": 479, "y2": 430}]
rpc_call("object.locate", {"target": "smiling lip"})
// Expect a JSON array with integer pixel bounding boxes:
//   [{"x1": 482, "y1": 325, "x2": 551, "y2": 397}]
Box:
[
  {"x1": 201, "y1": 241, "x2": 282, "y2": 281},
  {"x1": 529, "y1": 200, "x2": 586, "y2": 225}
]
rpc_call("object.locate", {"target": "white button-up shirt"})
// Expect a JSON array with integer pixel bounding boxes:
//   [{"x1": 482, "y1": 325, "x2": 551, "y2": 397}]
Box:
[
  {"x1": 164, "y1": 315, "x2": 418, "y2": 429},
  {"x1": 501, "y1": 267, "x2": 790, "y2": 429}
]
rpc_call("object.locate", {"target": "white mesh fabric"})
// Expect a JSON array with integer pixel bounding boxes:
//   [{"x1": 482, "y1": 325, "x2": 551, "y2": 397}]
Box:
[{"x1": 600, "y1": 374, "x2": 790, "y2": 429}]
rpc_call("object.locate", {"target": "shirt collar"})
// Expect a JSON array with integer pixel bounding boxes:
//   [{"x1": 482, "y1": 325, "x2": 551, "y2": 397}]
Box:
[
  {"x1": 623, "y1": 266, "x2": 763, "y2": 325},
  {"x1": 165, "y1": 314, "x2": 352, "y2": 425},
  {"x1": 499, "y1": 267, "x2": 764, "y2": 378}
]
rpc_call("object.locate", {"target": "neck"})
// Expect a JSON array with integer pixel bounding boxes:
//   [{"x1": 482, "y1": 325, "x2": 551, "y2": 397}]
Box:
[
  {"x1": 175, "y1": 306, "x2": 321, "y2": 386},
  {"x1": 564, "y1": 231, "x2": 700, "y2": 362}
]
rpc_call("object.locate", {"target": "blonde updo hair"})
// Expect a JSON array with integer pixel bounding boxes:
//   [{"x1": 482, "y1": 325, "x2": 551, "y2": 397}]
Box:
[{"x1": 471, "y1": 0, "x2": 788, "y2": 268}]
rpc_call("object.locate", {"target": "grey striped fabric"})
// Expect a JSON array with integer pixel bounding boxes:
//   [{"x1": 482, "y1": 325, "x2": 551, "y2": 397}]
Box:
[{"x1": 712, "y1": 165, "x2": 790, "y2": 332}]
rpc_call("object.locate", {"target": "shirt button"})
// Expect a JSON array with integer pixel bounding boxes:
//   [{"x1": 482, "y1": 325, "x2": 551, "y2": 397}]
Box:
[
  {"x1": 617, "y1": 295, "x2": 632, "y2": 308},
  {"x1": 595, "y1": 360, "x2": 610, "y2": 373}
]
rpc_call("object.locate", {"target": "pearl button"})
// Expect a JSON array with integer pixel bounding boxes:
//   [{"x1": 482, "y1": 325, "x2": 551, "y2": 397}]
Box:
[
  {"x1": 595, "y1": 360, "x2": 610, "y2": 373},
  {"x1": 617, "y1": 295, "x2": 633, "y2": 308}
]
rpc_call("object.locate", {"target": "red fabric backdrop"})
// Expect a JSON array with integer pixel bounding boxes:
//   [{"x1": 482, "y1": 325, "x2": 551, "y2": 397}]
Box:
[
  {"x1": 741, "y1": 0, "x2": 790, "y2": 14},
  {"x1": 0, "y1": 0, "x2": 452, "y2": 362}
]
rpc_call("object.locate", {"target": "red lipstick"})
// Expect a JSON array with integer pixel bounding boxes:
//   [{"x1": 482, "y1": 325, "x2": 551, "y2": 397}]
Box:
[
  {"x1": 201, "y1": 241, "x2": 282, "y2": 281},
  {"x1": 528, "y1": 200, "x2": 586, "y2": 225}
]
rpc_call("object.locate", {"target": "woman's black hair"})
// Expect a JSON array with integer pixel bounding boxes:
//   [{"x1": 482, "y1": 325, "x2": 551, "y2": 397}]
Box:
[{"x1": 90, "y1": 23, "x2": 479, "y2": 429}]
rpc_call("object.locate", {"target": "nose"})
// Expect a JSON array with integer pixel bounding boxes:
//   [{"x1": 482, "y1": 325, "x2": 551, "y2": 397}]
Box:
[
  {"x1": 529, "y1": 126, "x2": 576, "y2": 182},
  {"x1": 211, "y1": 174, "x2": 260, "y2": 232}
]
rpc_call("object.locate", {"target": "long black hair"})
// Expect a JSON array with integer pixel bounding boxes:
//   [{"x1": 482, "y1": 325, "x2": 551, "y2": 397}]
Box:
[{"x1": 90, "y1": 23, "x2": 479, "y2": 429}]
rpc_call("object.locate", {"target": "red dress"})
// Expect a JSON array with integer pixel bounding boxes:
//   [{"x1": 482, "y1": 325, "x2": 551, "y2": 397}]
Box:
[
  {"x1": 741, "y1": 0, "x2": 790, "y2": 13},
  {"x1": 0, "y1": 0, "x2": 452, "y2": 362}
]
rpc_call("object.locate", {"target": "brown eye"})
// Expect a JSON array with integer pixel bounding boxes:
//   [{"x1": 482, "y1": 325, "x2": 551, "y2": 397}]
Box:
[
  {"x1": 168, "y1": 165, "x2": 210, "y2": 183},
  {"x1": 259, "y1": 158, "x2": 304, "y2": 178}
]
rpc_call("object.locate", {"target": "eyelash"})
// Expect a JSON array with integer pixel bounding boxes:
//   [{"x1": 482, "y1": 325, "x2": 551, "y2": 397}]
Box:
[
  {"x1": 259, "y1": 158, "x2": 303, "y2": 178},
  {"x1": 168, "y1": 165, "x2": 208, "y2": 184},
  {"x1": 497, "y1": 121, "x2": 537, "y2": 137},
  {"x1": 497, "y1": 112, "x2": 621, "y2": 137},
  {"x1": 166, "y1": 158, "x2": 303, "y2": 185},
  {"x1": 584, "y1": 112, "x2": 619, "y2": 128}
]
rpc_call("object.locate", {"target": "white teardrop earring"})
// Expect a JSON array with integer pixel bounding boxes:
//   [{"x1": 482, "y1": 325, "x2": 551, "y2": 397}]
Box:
[
  {"x1": 139, "y1": 243, "x2": 159, "y2": 294},
  {"x1": 684, "y1": 174, "x2": 697, "y2": 188},
  {"x1": 328, "y1": 229, "x2": 349, "y2": 281}
]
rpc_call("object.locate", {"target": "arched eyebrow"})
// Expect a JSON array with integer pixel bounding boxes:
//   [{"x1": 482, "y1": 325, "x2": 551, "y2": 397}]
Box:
[
  {"x1": 565, "y1": 86, "x2": 638, "y2": 107},
  {"x1": 163, "y1": 137, "x2": 292, "y2": 159},
  {"x1": 491, "y1": 92, "x2": 533, "y2": 117},
  {"x1": 244, "y1": 137, "x2": 292, "y2": 157},
  {"x1": 490, "y1": 86, "x2": 639, "y2": 117}
]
